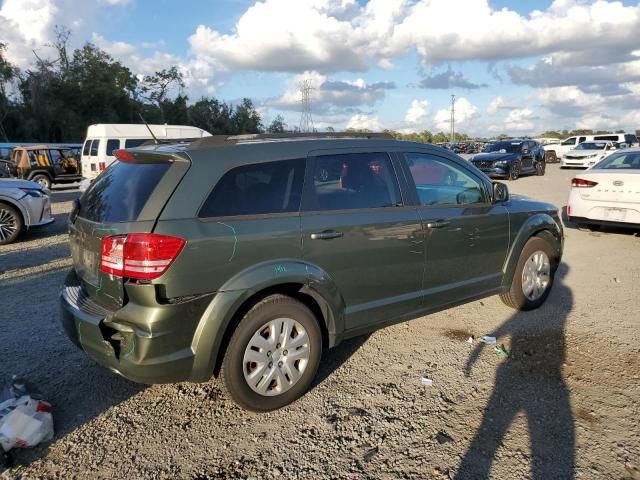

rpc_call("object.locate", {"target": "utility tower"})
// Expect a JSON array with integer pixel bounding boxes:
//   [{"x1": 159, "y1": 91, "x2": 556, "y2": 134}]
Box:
[
  {"x1": 299, "y1": 79, "x2": 315, "y2": 133},
  {"x1": 450, "y1": 94, "x2": 456, "y2": 142}
]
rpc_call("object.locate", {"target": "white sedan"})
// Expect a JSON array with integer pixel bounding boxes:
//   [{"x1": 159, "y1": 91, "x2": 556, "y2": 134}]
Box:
[
  {"x1": 567, "y1": 148, "x2": 640, "y2": 228},
  {"x1": 561, "y1": 141, "x2": 618, "y2": 168}
]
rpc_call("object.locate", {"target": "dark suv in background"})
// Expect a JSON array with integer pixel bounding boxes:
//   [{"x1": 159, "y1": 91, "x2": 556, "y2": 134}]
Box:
[
  {"x1": 60, "y1": 133, "x2": 563, "y2": 411},
  {"x1": 471, "y1": 139, "x2": 545, "y2": 180}
]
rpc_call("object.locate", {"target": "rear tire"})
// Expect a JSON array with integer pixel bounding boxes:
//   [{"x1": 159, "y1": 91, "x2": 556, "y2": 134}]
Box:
[
  {"x1": 500, "y1": 236, "x2": 557, "y2": 311},
  {"x1": 220, "y1": 294, "x2": 322, "y2": 411},
  {"x1": 0, "y1": 202, "x2": 23, "y2": 245},
  {"x1": 31, "y1": 174, "x2": 51, "y2": 189},
  {"x1": 545, "y1": 151, "x2": 557, "y2": 163}
]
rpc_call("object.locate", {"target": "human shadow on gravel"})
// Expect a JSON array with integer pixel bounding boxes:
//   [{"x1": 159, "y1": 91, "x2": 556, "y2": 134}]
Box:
[{"x1": 456, "y1": 264, "x2": 575, "y2": 480}]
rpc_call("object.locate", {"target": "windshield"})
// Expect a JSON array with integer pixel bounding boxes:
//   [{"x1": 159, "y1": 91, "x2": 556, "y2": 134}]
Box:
[
  {"x1": 484, "y1": 142, "x2": 522, "y2": 154},
  {"x1": 575, "y1": 142, "x2": 607, "y2": 150},
  {"x1": 593, "y1": 151, "x2": 640, "y2": 170}
]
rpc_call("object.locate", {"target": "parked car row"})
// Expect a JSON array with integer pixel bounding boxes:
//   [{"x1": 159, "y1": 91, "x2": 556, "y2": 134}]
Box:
[{"x1": 543, "y1": 133, "x2": 638, "y2": 163}]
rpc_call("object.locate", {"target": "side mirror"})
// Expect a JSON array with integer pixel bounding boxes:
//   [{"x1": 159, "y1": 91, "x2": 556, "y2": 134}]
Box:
[{"x1": 493, "y1": 182, "x2": 509, "y2": 203}]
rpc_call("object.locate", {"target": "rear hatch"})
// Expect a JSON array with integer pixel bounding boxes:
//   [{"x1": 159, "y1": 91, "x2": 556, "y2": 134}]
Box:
[{"x1": 69, "y1": 149, "x2": 189, "y2": 310}]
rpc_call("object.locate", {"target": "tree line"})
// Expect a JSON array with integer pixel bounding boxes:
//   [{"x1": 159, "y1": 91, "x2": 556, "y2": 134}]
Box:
[{"x1": 0, "y1": 28, "x2": 274, "y2": 143}]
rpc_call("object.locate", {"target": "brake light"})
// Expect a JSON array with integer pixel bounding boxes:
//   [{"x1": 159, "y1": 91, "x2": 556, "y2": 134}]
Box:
[
  {"x1": 100, "y1": 233, "x2": 186, "y2": 280},
  {"x1": 114, "y1": 149, "x2": 135, "y2": 162},
  {"x1": 98, "y1": 162, "x2": 106, "y2": 171},
  {"x1": 571, "y1": 178, "x2": 598, "y2": 188}
]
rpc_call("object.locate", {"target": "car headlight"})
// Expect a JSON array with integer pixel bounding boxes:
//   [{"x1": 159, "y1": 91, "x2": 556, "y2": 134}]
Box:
[
  {"x1": 586, "y1": 154, "x2": 597, "y2": 158},
  {"x1": 19, "y1": 188, "x2": 44, "y2": 198},
  {"x1": 495, "y1": 160, "x2": 507, "y2": 166}
]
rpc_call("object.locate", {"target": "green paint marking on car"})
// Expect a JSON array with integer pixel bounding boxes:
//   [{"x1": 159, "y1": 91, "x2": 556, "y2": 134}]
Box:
[{"x1": 59, "y1": 133, "x2": 564, "y2": 412}]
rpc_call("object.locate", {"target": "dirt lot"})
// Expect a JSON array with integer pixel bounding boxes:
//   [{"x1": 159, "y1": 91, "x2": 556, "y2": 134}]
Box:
[{"x1": 1, "y1": 165, "x2": 639, "y2": 479}]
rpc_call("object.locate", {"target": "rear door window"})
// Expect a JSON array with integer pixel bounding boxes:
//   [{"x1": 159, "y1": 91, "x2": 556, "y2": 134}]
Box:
[
  {"x1": 90, "y1": 140, "x2": 99, "y2": 156},
  {"x1": 82, "y1": 140, "x2": 91, "y2": 156},
  {"x1": 303, "y1": 153, "x2": 400, "y2": 211},
  {"x1": 106, "y1": 139, "x2": 120, "y2": 156},
  {"x1": 199, "y1": 159, "x2": 305, "y2": 218},
  {"x1": 78, "y1": 161, "x2": 171, "y2": 223}
]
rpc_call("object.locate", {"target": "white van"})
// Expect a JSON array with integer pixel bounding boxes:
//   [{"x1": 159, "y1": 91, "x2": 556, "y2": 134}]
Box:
[{"x1": 80, "y1": 124, "x2": 211, "y2": 179}]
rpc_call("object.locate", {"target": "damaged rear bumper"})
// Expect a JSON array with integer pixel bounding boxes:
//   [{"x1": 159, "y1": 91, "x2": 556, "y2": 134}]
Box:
[{"x1": 58, "y1": 269, "x2": 214, "y2": 384}]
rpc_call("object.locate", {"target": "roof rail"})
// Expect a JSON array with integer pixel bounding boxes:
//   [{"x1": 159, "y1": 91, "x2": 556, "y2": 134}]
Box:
[{"x1": 190, "y1": 131, "x2": 394, "y2": 149}]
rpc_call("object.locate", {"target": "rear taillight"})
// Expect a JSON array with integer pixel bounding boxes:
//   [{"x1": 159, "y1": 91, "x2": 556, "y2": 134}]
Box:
[
  {"x1": 100, "y1": 233, "x2": 186, "y2": 280},
  {"x1": 571, "y1": 178, "x2": 598, "y2": 188},
  {"x1": 98, "y1": 162, "x2": 106, "y2": 171}
]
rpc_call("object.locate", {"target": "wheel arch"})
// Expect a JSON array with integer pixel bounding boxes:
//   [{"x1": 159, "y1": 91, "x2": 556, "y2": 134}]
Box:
[
  {"x1": 0, "y1": 196, "x2": 28, "y2": 227},
  {"x1": 502, "y1": 214, "x2": 563, "y2": 288},
  {"x1": 27, "y1": 170, "x2": 53, "y2": 182},
  {"x1": 188, "y1": 259, "x2": 346, "y2": 382}
]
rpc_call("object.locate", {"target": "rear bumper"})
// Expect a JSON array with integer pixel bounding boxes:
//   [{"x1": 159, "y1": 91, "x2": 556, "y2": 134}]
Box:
[
  {"x1": 568, "y1": 191, "x2": 640, "y2": 226},
  {"x1": 59, "y1": 270, "x2": 214, "y2": 384}
]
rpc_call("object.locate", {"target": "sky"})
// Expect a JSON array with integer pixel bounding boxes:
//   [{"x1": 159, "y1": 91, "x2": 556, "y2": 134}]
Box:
[{"x1": 1, "y1": 0, "x2": 640, "y2": 136}]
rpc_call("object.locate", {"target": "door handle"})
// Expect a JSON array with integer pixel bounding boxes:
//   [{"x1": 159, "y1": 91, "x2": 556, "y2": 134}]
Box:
[
  {"x1": 426, "y1": 220, "x2": 450, "y2": 229},
  {"x1": 310, "y1": 230, "x2": 344, "y2": 240}
]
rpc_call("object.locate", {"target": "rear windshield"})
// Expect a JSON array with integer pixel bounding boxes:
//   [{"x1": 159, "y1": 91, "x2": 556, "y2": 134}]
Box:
[
  {"x1": 78, "y1": 161, "x2": 170, "y2": 222},
  {"x1": 594, "y1": 152, "x2": 640, "y2": 170}
]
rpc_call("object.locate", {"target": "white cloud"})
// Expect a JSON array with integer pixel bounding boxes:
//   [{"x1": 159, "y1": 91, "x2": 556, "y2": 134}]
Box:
[
  {"x1": 0, "y1": 0, "x2": 58, "y2": 66},
  {"x1": 487, "y1": 96, "x2": 505, "y2": 115},
  {"x1": 271, "y1": 70, "x2": 394, "y2": 113},
  {"x1": 346, "y1": 113, "x2": 383, "y2": 131},
  {"x1": 433, "y1": 97, "x2": 478, "y2": 131},
  {"x1": 503, "y1": 108, "x2": 536, "y2": 131},
  {"x1": 405, "y1": 99, "x2": 429, "y2": 124}
]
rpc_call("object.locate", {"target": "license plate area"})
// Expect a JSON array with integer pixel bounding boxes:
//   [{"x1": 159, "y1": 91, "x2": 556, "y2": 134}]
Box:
[{"x1": 607, "y1": 208, "x2": 625, "y2": 222}]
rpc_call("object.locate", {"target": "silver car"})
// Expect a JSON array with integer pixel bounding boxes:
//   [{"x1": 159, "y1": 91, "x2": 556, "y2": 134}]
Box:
[{"x1": 0, "y1": 178, "x2": 54, "y2": 244}]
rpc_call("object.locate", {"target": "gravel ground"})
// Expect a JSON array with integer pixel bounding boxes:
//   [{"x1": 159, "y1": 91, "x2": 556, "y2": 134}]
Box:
[{"x1": 1, "y1": 167, "x2": 639, "y2": 479}]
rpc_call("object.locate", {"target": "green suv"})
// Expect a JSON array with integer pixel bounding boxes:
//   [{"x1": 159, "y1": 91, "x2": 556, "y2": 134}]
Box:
[{"x1": 60, "y1": 133, "x2": 563, "y2": 411}]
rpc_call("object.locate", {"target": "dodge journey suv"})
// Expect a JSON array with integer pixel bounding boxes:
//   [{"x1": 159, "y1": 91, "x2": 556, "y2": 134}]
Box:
[{"x1": 60, "y1": 133, "x2": 563, "y2": 411}]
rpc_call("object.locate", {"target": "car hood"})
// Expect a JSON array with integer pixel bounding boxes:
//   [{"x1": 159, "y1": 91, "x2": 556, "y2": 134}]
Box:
[
  {"x1": 473, "y1": 152, "x2": 519, "y2": 162},
  {"x1": 509, "y1": 193, "x2": 558, "y2": 213},
  {"x1": 566, "y1": 150, "x2": 603, "y2": 157},
  {"x1": 0, "y1": 178, "x2": 42, "y2": 190}
]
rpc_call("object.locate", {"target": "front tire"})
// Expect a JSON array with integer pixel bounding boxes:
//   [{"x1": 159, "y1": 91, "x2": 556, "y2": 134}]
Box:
[
  {"x1": 220, "y1": 294, "x2": 322, "y2": 411},
  {"x1": 0, "y1": 202, "x2": 23, "y2": 245},
  {"x1": 500, "y1": 236, "x2": 557, "y2": 311},
  {"x1": 535, "y1": 160, "x2": 545, "y2": 176},
  {"x1": 509, "y1": 162, "x2": 520, "y2": 181}
]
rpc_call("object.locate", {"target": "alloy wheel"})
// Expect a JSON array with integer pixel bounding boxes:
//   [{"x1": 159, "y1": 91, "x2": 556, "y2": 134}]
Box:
[{"x1": 0, "y1": 207, "x2": 18, "y2": 242}]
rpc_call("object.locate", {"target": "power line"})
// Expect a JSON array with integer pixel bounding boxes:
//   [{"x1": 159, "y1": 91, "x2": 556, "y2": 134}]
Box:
[{"x1": 299, "y1": 79, "x2": 315, "y2": 133}]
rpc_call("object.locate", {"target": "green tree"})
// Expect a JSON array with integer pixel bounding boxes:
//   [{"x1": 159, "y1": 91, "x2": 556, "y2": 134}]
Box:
[
  {"x1": 266, "y1": 114, "x2": 286, "y2": 133},
  {"x1": 140, "y1": 66, "x2": 184, "y2": 122},
  {"x1": 232, "y1": 98, "x2": 262, "y2": 134}
]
